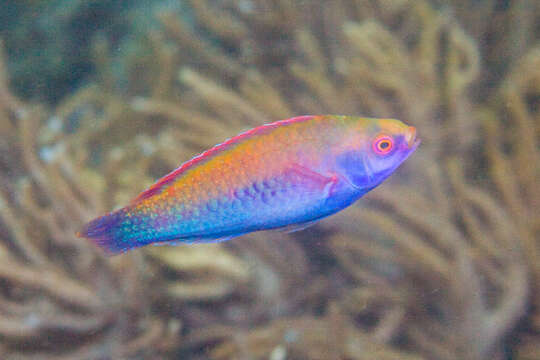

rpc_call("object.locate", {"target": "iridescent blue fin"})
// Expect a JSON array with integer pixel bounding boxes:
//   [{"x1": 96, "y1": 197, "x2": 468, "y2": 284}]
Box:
[{"x1": 77, "y1": 210, "x2": 134, "y2": 256}]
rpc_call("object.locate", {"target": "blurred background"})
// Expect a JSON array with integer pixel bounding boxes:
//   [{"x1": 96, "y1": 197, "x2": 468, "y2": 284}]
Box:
[{"x1": 0, "y1": 0, "x2": 538, "y2": 359}]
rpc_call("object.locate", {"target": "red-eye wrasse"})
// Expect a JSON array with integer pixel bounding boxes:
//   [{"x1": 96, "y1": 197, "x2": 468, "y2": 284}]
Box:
[{"x1": 78, "y1": 115, "x2": 420, "y2": 255}]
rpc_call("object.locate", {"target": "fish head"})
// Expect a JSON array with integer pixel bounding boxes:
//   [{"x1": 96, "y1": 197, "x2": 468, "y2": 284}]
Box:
[{"x1": 335, "y1": 118, "x2": 420, "y2": 190}]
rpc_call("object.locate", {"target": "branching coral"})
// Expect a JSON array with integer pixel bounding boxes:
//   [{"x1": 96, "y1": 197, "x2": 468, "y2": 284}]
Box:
[
  {"x1": 0, "y1": 49, "x2": 178, "y2": 358},
  {"x1": 1, "y1": 0, "x2": 538, "y2": 359},
  {"x1": 0, "y1": 43, "x2": 251, "y2": 358},
  {"x1": 328, "y1": 157, "x2": 529, "y2": 360},
  {"x1": 147, "y1": 245, "x2": 250, "y2": 301},
  {"x1": 211, "y1": 305, "x2": 423, "y2": 360},
  {"x1": 480, "y1": 46, "x2": 540, "y2": 359}
]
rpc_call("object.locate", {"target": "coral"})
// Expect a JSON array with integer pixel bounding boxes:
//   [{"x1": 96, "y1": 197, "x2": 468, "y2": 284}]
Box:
[
  {"x1": 0, "y1": 0, "x2": 539, "y2": 359},
  {"x1": 328, "y1": 158, "x2": 529, "y2": 360},
  {"x1": 0, "y1": 45, "x2": 174, "y2": 358},
  {"x1": 0, "y1": 41, "x2": 248, "y2": 358},
  {"x1": 482, "y1": 47, "x2": 540, "y2": 359},
  {"x1": 147, "y1": 245, "x2": 250, "y2": 300},
  {"x1": 211, "y1": 305, "x2": 423, "y2": 360}
]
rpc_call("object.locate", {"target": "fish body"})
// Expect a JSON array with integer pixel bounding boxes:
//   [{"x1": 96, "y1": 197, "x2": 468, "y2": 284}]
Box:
[{"x1": 78, "y1": 115, "x2": 419, "y2": 255}]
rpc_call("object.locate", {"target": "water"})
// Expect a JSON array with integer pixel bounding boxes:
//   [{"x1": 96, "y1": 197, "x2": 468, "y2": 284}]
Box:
[{"x1": 0, "y1": 1, "x2": 538, "y2": 359}]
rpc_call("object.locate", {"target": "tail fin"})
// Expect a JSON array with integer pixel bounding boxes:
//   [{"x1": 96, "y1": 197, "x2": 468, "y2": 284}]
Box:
[{"x1": 77, "y1": 210, "x2": 133, "y2": 256}]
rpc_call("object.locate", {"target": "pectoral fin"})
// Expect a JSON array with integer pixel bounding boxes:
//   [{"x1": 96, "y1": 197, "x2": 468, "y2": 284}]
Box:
[{"x1": 287, "y1": 164, "x2": 339, "y2": 198}]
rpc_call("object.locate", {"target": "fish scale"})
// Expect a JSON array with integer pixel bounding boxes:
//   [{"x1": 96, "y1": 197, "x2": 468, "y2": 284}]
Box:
[{"x1": 78, "y1": 115, "x2": 419, "y2": 255}]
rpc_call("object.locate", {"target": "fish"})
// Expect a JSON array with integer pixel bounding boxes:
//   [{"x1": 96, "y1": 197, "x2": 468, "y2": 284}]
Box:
[{"x1": 77, "y1": 115, "x2": 420, "y2": 255}]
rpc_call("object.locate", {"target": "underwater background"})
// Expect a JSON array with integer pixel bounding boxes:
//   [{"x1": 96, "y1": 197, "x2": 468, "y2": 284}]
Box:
[{"x1": 0, "y1": 0, "x2": 538, "y2": 359}]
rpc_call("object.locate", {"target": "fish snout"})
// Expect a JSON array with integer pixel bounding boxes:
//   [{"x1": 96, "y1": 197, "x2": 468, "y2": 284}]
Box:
[{"x1": 405, "y1": 126, "x2": 420, "y2": 149}]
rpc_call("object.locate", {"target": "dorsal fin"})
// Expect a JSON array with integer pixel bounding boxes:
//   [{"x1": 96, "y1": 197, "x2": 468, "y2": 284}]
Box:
[{"x1": 132, "y1": 115, "x2": 316, "y2": 202}]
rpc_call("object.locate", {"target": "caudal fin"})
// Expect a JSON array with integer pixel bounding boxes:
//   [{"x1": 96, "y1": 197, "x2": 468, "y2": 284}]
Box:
[{"x1": 77, "y1": 210, "x2": 133, "y2": 256}]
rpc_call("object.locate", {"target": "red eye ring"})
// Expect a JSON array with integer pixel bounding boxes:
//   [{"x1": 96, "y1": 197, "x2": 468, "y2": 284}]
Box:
[{"x1": 372, "y1": 135, "x2": 394, "y2": 155}]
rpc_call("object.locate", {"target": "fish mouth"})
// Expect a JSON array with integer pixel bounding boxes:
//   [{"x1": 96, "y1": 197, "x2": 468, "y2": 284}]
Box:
[{"x1": 405, "y1": 126, "x2": 420, "y2": 150}]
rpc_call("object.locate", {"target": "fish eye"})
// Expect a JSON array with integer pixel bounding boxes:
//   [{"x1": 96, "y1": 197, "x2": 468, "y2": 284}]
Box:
[{"x1": 372, "y1": 135, "x2": 394, "y2": 155}]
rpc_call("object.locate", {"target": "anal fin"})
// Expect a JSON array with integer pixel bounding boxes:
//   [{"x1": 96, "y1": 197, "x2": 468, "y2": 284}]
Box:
[
  {"x1": 151, "y1": 234, "x2": 242, "y2": 246},
  {"x1": 274, "y1": 220, "x2": 320, "y2": 234}
]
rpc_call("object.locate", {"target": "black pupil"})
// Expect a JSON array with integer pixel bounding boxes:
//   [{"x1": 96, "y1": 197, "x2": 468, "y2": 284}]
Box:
[{"x1": 380, "y1": 141, "x2": 390, "y2": 149}]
